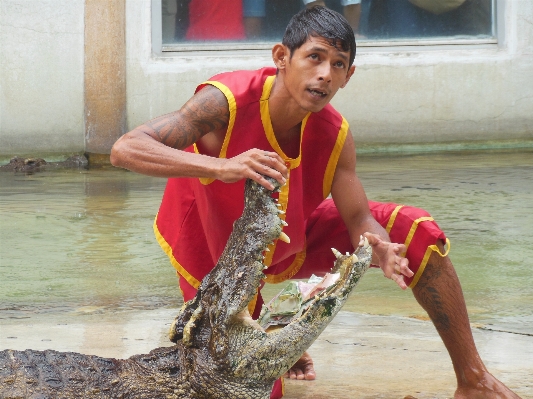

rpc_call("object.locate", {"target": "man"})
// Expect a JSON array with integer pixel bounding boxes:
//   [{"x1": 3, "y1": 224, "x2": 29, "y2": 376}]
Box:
[{"x1": 110, "y1": 6, "x2": 520, "y2": 399}]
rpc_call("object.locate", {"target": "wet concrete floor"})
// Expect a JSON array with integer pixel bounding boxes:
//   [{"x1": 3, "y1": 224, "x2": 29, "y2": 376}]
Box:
[
  {"x1": 1, "y1": 309, "x2": 530, "y2": 398},
  {"x1": 282, "y1": 312, "x2": 532, "y2": 398}
]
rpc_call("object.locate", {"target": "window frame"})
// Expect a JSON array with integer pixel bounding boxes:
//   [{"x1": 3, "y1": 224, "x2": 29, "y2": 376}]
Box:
[{"x1": 152, "y1": 0, "x2": 503, "y2": 56}]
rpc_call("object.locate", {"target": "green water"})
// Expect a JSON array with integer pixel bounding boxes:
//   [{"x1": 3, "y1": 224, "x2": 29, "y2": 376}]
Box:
[{"x1": 1, "y1": 150, "x2": 532, "y2": 335}]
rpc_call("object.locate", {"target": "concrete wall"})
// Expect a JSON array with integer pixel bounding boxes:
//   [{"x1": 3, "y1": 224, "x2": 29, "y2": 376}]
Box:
[
  {"x1": 1, "y1": 0, "x2": 532, "y2": 160},
  {"x1": 0, "y1": 0, "x2": 85, "y2": 159},
  {"x1": 126, "y1": 0, "x2": 533, "y2": 152}
]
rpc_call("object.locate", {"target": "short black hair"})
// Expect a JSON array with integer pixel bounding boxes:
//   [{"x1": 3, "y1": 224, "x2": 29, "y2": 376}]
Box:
[{"x1": 282, "y1": 6, "x2": 356, "y2": 67}]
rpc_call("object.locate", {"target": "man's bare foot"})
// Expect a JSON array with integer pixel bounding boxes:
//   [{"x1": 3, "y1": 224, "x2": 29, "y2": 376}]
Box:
[
  {"x1": 283, "y1": 351, "x2": 316, "y2": 380},
  {"x1": 455, "y1": 371, "x2": 522, "y2": 399}
]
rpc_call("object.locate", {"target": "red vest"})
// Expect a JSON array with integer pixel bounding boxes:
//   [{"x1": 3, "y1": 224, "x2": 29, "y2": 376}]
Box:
[{"x1": 154, "y1": 67, "x2": 349, "y2": 289}]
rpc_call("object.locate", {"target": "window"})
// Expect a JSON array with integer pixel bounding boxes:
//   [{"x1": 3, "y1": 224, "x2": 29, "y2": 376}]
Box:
[{"x1": 161, "y1": 0, "x2": 495, "y2": 51}]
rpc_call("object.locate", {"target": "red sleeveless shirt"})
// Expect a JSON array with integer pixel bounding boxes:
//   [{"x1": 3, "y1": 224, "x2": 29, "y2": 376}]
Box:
[{"x1": 154, "y1": 67, "x2": 349, "y2": 289}]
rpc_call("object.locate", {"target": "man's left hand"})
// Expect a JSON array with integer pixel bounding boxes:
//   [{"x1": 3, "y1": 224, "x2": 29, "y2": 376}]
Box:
[{"x1": 363, "y1": 232, "x2": 413, "y2": 290}]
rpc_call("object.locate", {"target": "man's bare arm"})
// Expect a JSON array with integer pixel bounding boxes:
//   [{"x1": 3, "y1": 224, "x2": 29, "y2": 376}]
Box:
[
  {"x1": 330, "y1": 131, "x2": 412, "y2": 289},
  {"x1": 110, "y1": 85, "x2": 287, "y2": 189}
]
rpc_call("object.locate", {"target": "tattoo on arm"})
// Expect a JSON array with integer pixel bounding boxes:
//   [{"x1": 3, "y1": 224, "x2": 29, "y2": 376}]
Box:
[{"x1": 144, "y1": 85, "x2": 230, "y2": 149}]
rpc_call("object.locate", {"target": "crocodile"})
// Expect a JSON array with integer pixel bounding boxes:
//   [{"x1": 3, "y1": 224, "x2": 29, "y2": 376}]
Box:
[{"x1": 0, "y1": 177, "x2": 372, "y2": 399}]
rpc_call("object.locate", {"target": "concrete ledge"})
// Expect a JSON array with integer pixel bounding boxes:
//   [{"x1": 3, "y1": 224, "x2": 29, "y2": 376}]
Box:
[
  {"x1": 84, "y1": 152, "x2": 113, "y2": 167},
  {"x1": 356, "y1": 139, "x2": 533, "y2": 156}
]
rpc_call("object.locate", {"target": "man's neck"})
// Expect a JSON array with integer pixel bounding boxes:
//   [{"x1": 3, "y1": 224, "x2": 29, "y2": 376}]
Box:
[{"x1": 268, "y1": 75, "x2": 309, "y2": 154}]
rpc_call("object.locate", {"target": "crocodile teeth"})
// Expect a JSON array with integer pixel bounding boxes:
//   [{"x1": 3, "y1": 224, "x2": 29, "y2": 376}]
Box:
[
  {"x1": 276, "y1": 203, "x2": 282, "y2": 207},
  {"x1": 264, "y1": 247, "x2": 270, "y2": 252},
  {"x1": 363, "y1": 236, "x2": 370, "y2": 249},
  {"x1": 278, "y1": 209, "x2": 285, "y2": 215},
  {"x1": 278, "y1": 232, "x2": 290, "y2": 244},
  {"x1": 352, "y1": 254, "x2": 359, "y2": 263},
  {"x1": 280, "y1": 220, "x2": 288, "y2": 226},
  {"x1": 331, "y1": 248, "x2": 342, "y2": 259}
]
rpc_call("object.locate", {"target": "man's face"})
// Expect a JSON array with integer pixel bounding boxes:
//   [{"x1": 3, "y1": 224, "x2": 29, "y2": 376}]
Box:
[{"x1": 280, "y1": 36, "x2": 355, "y2": 113}]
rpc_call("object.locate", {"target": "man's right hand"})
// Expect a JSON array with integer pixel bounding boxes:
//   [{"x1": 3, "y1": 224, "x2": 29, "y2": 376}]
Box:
[
  {"x1": 111, "y1": 84, "x2": 287, "y2": 191},
  {"x1": 218, "y1": 149, "x2": 288, "y2": 191}
]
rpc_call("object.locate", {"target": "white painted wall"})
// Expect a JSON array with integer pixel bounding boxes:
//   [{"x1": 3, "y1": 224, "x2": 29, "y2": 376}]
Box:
[
  {"x1": 0, "y1": 0, "x2": 531, "y2": 159},
  {"x1": 0, "y1": 0, "x2": 85, "y2": 158},
  {"x1": 126, "y1": 0, "x2": 533, "y2": 152}
]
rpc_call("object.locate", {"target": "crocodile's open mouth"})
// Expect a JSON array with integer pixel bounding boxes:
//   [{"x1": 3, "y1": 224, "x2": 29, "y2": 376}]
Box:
[{"x1": 258, "y1": 236, "x2": 372, "y2": 331}]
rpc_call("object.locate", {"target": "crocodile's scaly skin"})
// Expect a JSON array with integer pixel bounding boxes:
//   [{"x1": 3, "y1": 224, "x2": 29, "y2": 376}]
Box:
[{"x1": 0, "y1": 177, "x2": 371, "y2": 398}]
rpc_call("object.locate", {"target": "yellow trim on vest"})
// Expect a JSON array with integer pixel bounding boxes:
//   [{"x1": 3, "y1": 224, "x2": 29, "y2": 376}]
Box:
[
  {"x1": 259, "y1": 75, "x2": 307, "y2": 268},
  {"x1": 193, "y1": 80, "x2": 238, "y2": 185},
  {"x1": 385, "y1": 205, "x2": 404, "y2": 233},
  {"x1": 154, "y1": 215, "x2": 201, "y2": 289},
  {"x1": 260, "y1": 75, "x2": 308, "y2": 170},
  {"x1": 323, "y1": 117, "x2": 349, "y2": 199},
  {"x1": 248, "y1": 290, "x2": 259, "y2": 315},
  {"x1": 404, "y1": 216, "x2": 435, "y2": 253},
  {"x1": 263, "y1": 172, "x2": 290, "y2": 267},
  {"x1": 264, "y1": 247, "x2": 307, "y2": 284},
  {"x1": 409, "y1": 238, "x2": 451, "y2": 289}
]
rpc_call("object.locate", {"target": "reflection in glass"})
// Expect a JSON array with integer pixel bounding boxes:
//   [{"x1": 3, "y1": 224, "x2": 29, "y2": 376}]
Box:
[
  {"x1": 366, "y1": 0, "x2": 493, "y2": 39},
  {"x1": 162, "y1": 0, "x2": 494, "y2": 46}
]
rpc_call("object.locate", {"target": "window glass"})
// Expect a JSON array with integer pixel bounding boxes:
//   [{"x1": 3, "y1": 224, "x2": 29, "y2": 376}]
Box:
[{"x1": 161, "y1": 0, "x2": 494, "y2": 46}]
